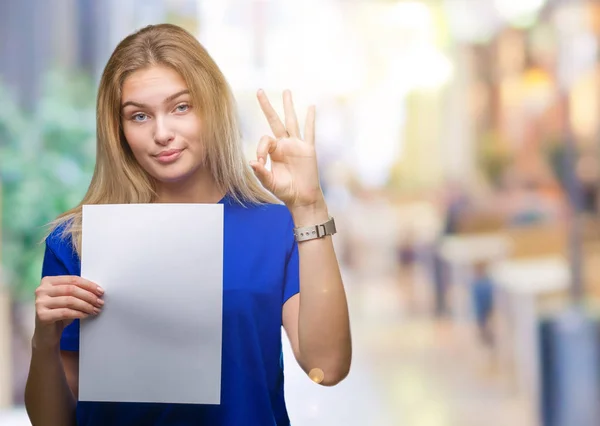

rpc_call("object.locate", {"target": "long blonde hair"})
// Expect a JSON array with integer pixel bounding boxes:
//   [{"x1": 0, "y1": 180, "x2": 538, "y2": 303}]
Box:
[{"x1": 48, "y1": 24, "x2": 278, "y2": 256}]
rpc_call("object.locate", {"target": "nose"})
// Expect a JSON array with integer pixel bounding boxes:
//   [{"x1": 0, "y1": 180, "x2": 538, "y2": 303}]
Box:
[{"x1": 153, "y1": 116, "x2": 175, "y2": 146}]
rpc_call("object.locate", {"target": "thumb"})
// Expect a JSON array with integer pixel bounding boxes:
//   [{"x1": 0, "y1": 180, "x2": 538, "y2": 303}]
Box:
[{"x1": 250, "y1": 160, "x2": 274, "y2": 190}]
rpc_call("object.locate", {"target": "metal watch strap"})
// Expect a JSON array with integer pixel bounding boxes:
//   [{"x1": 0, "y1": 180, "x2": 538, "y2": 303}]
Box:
[{"x1": 293, "y1": 217, "x2": 337, "y2": 242}]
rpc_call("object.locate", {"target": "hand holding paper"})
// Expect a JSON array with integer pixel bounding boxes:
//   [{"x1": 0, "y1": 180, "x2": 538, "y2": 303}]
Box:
[{"x1": 33, "y1": 276, "x2": 104, "y2": 350}]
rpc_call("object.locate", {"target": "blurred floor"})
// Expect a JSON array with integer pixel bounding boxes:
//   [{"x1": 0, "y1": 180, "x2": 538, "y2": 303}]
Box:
[
  {"x1": 284, "y1": 197, "x2": 532, "y2": 426},
  {"x1": 1, "y1": 202, "x2": 533, "y2": 426},
  {"x1": 283, "y1": 271, "x2": 531, "y2": 426}
]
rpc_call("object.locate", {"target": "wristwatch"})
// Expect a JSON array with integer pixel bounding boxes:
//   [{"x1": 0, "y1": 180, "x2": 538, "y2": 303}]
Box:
[{"x1": 294, "y1": 217, "x2": 337, "y2": 242}]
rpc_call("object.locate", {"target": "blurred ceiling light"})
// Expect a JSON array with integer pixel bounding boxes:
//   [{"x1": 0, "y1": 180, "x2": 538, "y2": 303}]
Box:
[
  {"x1": 384, "y1": 1, "x2": 432, "y2": 30},
  {"x1": 521, "y1": 67, "x2": 555, "y2": 116},
  {"x1": 493, "y1": 0, "x2": 547, "y2": 27},
  {"x1": 411, "y1": 48, "x2": 454, "y2": 90},
  {"x1": 443, "y1": 0, "x2": 502, "y2": 43},
  {"x1": 390, "y1": 46, "x2": 454, "y2": 91},
  {"x1": 375, "y1": 2, "x2": 453, "y2": 90},
  {"x1": 259, "y1": 0, "x2": 366, "y2": 96}
]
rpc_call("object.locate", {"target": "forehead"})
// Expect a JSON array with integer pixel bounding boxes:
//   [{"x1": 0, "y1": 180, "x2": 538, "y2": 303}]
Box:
[{"x1": 121, "y1": 65, "x2": 188, "y2": 102}]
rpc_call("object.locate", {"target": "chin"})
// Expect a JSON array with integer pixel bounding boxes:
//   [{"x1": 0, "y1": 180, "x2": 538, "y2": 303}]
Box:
[
  {"x1": 153, "y1": 170, "x2": 192, "y2": 183},
  {"x1": 149, "y1": 163, "x2": 201, "y2": 184}
]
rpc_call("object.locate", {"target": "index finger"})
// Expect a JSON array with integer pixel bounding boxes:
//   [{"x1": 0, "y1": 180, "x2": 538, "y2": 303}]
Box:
[
  {"x1": 257, "y1": 89, "x2": 288, "y2": 138},
  {"x1": 49, "y1": 275, "x2": 104, "y2": 296},
  {"x1": 304, "y1": 105, "x2": 316, "y2": 146}
]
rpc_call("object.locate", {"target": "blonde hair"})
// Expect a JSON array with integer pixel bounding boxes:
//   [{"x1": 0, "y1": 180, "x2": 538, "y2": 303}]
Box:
[{"x1": 48, "y1": 23, "x2": 279, "y2": 256}]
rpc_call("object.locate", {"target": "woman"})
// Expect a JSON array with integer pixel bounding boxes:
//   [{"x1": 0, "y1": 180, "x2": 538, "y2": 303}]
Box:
[{"x1": 24, "y1": 23, "x2": 351, "y2": 426}]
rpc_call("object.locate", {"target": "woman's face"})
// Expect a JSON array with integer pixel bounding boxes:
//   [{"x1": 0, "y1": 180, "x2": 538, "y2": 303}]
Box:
[{"x1": 121, "y1": 65, "x2": 204, "y2": 184}]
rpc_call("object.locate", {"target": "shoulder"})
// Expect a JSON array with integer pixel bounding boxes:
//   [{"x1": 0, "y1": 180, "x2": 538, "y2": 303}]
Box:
[
  {"x1": 225, "y1": 200, "x2": 296, "y2": 254},
  {"x1": 44, "y1": 221, "x2": 78, "y2": 263},
  {"x1": 226, "y1": 198, "x2": 294, "y2": 229},
  {"x1": 42, "y1": 220, "x2": 81, "y2": 276},
  {"x1": 255, "y1": 202, "x2": 293, "y2": 225}
]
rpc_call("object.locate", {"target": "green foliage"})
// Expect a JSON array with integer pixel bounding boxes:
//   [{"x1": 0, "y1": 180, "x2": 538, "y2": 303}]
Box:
[{"x1": 0, "y1": 70, "x2": 96, "y2": 300}]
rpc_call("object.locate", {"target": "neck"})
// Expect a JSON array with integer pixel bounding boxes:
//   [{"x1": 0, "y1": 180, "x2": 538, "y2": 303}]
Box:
[{"x1": 154, "y1": 168, "x2": 225, "y2": 204}]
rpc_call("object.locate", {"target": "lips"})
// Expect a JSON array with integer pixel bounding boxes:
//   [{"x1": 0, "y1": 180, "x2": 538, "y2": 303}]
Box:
[
  {"x1": 156, "y1": 149, "x2": 182, "y2": 158},
  {"x1": 154, "y1": 148, "x2": 183, "y2": 164}
]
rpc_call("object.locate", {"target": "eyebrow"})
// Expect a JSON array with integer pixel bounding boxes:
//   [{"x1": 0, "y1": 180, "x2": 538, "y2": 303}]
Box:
[{"x1": 121, "y1": 89, "x2": 190, "y2": 110}]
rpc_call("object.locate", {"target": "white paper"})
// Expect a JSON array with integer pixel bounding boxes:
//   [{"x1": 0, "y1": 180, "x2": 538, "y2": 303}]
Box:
[{"x1": 79, "y1": 203, "x2": 223, "y2": 404}]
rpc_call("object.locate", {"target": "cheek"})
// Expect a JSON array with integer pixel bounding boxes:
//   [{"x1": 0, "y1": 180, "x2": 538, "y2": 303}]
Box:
[
  {"x1": 123, "y1": 125, "x2": 149, "y2": 156},
  {"x1": 187, "y1": 134, "x2": 206, "y2": 159},
  {"x1": 179, "y1": 114, "x2": 203, "y2": 143}
]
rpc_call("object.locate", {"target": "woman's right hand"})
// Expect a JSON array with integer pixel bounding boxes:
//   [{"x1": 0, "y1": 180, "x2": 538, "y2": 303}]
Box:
[{"x1": 33, "y1": 276, "x2": 104, "y2": 350}]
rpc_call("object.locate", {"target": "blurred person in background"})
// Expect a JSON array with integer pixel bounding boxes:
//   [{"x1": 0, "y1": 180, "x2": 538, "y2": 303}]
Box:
[
  {"x1": 577, "y1": 153, "x2": 600, "y2": 216},
  {"x1": 441, "y1": 181, "x2": 470, "y2": 235},
  {"x1": 24, "y1": 24, "x2": 351, "y2": 426},
  {"x1": 470, "y1": 261, "x2": 495, "y2": 347},
  {"x1": 429, "y1": 182, "x2": 470, "y2": 318}
]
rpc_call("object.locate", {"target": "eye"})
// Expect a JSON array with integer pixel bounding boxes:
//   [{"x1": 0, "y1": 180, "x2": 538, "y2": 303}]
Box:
[
  {"x1": 132, "y1": 113, "x2": 148, "y2": 122},
  {"x1": 175, "y1": 103, "x2": 190, "y2": 113}
]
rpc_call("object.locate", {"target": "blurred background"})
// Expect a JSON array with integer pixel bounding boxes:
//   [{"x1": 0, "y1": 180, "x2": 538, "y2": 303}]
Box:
[{"x1": 2, "y1": 0, "x2": 600, "y2": 425}]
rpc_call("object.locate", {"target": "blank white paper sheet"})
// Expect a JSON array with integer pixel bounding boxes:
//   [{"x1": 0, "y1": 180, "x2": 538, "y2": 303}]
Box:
[{"x1": 78, "y1": 203, "x2": 223, "y2": 405}]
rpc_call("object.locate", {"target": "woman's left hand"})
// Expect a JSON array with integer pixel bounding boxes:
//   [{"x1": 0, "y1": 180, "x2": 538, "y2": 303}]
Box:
[{"x1": 250, "y1": 89, "x2": 324, "y2": 209}]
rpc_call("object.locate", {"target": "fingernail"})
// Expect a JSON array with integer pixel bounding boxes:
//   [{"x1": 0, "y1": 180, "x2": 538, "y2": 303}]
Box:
[
  {"x1": 97, "y1": 286, "x2": 104, "y2": 295},
  {"x1": 93, "y1": 307, "x2": 101, "y2": 315},
  {"x1": 97, "y1": 298, "x2": 105, "y2": 306}
]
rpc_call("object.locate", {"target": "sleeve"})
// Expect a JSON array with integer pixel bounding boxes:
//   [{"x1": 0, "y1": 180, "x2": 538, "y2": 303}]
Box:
[
  {"x1": 41, "y1": 241, "x2": 80, "y2": 352},
  {"x1": 282, "y1": 217, "x2": 300, "y2": 305}
]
